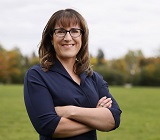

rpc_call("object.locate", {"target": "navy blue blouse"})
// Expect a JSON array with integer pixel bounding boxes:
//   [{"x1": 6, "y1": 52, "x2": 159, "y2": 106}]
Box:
[{"x1": 24, "y1": 60, "x2": 122, "y2": 140}]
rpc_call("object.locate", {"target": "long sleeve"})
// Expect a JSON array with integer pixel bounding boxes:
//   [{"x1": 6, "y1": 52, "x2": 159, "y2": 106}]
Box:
[
  {"x1": 93, "y1": 72, "x2": 122, "y2": 129},
  {"x1": 24, "y1": 68, "x2": 61, "y2": 137}
]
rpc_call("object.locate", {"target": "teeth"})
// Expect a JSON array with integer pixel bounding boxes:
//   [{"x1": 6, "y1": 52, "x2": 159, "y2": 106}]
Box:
[
  {"x1": 63, "y1": 44, "x2": 72, "y2": 46},
  {"x1": 63, "y1": 44, "x2": 73, "y2": 47}
]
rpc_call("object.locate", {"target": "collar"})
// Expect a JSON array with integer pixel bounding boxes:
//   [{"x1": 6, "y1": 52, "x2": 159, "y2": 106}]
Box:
[{"x1": 49, "y1": 59, "x2": 88, "y2": 85}]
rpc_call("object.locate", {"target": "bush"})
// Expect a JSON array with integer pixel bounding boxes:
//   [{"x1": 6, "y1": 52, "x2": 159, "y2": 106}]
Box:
[
  {"x1": 94, "y1": 65, "x2": 126, "y2": 85},
  {"x1": 138, "y1": 64, "x2": 160, "y2": 86}
]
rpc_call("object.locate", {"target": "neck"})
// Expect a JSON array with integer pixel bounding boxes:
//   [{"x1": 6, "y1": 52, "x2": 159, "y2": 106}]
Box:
[
  {"x1": 56, "y1": 57, "x2": 80, "y2": 85},
  {"x1": 57, "y1": 57, "x2": 76, "y2": 73}
]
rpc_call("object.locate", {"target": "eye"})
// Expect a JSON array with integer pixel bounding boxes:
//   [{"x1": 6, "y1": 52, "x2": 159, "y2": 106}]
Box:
[
  {"x1": 71, "y1": 29, "x2": 79, "y2": 34},
  {"x1": 56, "y1": 29, "x2": 66, "y2": 34}
]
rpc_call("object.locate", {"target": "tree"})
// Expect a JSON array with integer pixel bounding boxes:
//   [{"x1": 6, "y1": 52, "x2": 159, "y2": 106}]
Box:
[
  {"x1": 137, "y1": 57, "x2": 160, "y2": 86},
  {"x1": 124, "y1": 50, "x2": 144, "y2": 83},
  {"x1": 97, "y1": 48, "x2": 105, "y2": 65},
  {"x1": 0, "y1": 46, "x2": 26, "y2": 83},
  {"x1": 0, "y1": 46, "x2": 9, "y2": 83}
]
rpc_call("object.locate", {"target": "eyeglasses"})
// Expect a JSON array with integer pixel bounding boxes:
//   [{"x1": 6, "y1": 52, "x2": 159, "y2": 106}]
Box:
[{"x1": 53, "y1": 28, "x2": 83, "y2": 38}]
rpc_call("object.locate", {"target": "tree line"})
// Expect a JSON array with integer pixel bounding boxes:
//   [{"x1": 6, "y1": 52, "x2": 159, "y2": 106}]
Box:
[
  {"x1": 92, "y1": 49, "x2": 160, "y2": 86},
  {"x1": 0, "y1": 45, "x2": 160, "y2": 86}
]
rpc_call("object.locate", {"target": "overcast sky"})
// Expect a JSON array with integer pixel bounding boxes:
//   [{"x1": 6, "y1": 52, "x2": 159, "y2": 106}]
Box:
[{"x1": 0, "y1": 0, "x2": 160, "y2": 59}]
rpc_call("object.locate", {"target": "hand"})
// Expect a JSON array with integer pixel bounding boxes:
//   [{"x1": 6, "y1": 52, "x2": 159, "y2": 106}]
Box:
[{"x1": 96, "y1": 96, "x2": 112, "y2": 108}]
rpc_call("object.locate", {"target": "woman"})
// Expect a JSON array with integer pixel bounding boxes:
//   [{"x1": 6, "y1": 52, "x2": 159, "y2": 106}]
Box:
[{"x1": 24, "y1": 8, "x2": 122, "y2": 140}]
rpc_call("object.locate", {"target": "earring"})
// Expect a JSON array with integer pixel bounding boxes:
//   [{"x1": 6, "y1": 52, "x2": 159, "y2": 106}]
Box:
[{"x1": 75, "y1": 58, "x2": 79, "y2": 62}]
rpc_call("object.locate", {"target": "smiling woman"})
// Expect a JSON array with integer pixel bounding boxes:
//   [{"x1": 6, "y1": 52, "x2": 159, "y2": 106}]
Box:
[
  {"x1": 24, "y1": 8, "x2": 122, "y2": 140},
  {"x1": 39, "y1": 8, "x2": 90, "y2": 75}
]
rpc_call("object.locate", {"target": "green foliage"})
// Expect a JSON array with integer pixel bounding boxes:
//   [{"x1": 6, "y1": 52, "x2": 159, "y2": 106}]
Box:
[
  {"x1": 94, "y1": 65, "x2": 126, "y2": 85},
  {"x1": 138, "y1": 64, "x2": 160, "y2": 86},
  {"x1": 0, "y1": 45, "x2": 160, "y2": 86},
  {"x1": 91, "y1": 50, "x2": 160, "y2": 86},
  {"x1": 0, "y1": 46, "x2": 39, "y2": 84},
  {"x1": 97, "y1": 49, "x2": 105, "y2": 65},
  {"x1": 132, "y1": 57, "x2": 160, "y2": 86},
  {"x1": 0, "y1": 85, "x2": 160, "y2": 140}
]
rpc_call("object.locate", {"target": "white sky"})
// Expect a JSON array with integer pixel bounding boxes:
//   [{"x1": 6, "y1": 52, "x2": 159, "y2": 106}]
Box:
[{"x1": 0, "y1": 0, "x2": 160, "y2": 59}]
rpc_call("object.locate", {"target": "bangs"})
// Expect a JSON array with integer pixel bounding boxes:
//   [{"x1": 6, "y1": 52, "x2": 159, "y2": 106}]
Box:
[{"x1": 56, "y1": 11, "x2": 81, "y2": 28}]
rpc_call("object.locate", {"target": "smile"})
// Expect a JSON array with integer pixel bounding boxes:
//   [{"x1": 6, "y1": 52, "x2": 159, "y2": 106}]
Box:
[{"x1": 62, "y1": 44, "x2": 74, "y2": 48}]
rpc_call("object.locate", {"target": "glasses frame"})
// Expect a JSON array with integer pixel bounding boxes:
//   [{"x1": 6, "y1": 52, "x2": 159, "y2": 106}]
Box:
[{"x1": 53, "y1": 28, "x2": 83, "y2": 38}]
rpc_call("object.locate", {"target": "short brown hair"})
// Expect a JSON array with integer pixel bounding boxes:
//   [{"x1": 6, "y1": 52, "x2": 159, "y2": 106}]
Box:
[{"x1": 38, "y1": 8, "x2": 93, "y2": 76}]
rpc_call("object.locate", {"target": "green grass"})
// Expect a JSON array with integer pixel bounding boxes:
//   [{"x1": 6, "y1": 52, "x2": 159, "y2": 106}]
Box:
[
  {"x1": 0, "y1": 85, "x2": 38, "y2": 140},
  {"x1": 0, "y1": 85, "x2": 160, "y2": 140},
  {"x1": 97, "y1": 86, "x2": 160, "y2": 140}
]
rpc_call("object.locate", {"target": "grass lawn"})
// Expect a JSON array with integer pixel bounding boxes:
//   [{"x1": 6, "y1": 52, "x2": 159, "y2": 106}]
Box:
[
  {"x1": 0, "y1": 85, "x2": 160, "y2": 140},
  {"x1": 0, "y1": 85, "x2": 38, "y2": 140},
  {"x1": 97, "y1": 86, "x2": 160, "y2": 140}
]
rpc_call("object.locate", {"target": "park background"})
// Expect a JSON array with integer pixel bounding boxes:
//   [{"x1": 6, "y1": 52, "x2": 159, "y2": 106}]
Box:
[{"x1": 0, "y1": 0, "x2": 160, "y2": 140}]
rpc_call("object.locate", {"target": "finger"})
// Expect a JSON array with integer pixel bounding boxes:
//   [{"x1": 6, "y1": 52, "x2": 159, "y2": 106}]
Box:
[
  {"x1": 96, "y1": 96, "x2": 107, "y2": 107},
  {"x1": 98, "y1": 97, "x2": 112, "y2": 107},
  {"x1": 100, "y1": 98, "x2": 112, "y2": 106},
  {"x1": 108, "y1": 104, "x2": 112, "y2": 108},
  {"x1": 99, "y1": 96, "x2": 107, "y2": 103},
  {"x1": 102, "y1": 100, "x2": 112, "y2": 108},
  {"x1": 105, "y1": 100, "x2": 112, "y2": 108},
  {"x1": 100, "y1": 98, "x2": 112, "y2": 108}
]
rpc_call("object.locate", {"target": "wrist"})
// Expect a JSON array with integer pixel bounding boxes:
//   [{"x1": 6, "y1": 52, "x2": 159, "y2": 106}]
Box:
[{"x1": 69, "y1": 106, "x2": 79, "y2": 119}]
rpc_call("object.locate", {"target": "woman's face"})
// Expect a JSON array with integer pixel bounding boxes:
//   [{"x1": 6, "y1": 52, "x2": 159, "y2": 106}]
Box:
[{"x1": 52, "y1": 24, "x2": 82, "y2": 62}]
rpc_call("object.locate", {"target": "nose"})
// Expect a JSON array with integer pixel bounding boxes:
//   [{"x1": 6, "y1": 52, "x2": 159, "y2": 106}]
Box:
[{"x1": 64, "y1": 32, "x2": 72, "y2": 41}]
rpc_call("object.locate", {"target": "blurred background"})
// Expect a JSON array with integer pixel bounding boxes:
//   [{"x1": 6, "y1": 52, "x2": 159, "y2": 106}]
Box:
[
  {"x1": 0, "y1": 0, "x2": 160, "y2": 85},
  {"x1": 0, "y1": 0, "x2": 160, "y2": 140}
]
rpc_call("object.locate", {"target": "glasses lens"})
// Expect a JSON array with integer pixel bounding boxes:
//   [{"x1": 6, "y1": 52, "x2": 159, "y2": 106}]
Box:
[
  {"x1": 54, "y1": 28, "x2": 82, "y2": 38},
  {"x1": 70, "y1": 29, "x2": 81, "y2": 37},
  {"x1": 55, "y1": 29, "x2": 66, "y2": 37}
]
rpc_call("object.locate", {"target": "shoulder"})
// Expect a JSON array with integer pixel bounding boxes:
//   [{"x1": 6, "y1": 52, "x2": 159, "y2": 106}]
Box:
[
  {"x1": 25, "y1": 64, "x2": 45, "y2": 79},
  {"x1": 29, "y1": 64, "x2": 42, "y2": 71},
  {"x1": 91, "y1": 71, "x2": 108, "y2": 87},
  {"x1": 24, "y1": 64, "x2": 49, "y2": 87},
  {"x1": 27, "y1": 64, "x2": 44, "y2": 74},
  {"x1": 92, "y1": 71, "x2": 103, "y2": 81}
]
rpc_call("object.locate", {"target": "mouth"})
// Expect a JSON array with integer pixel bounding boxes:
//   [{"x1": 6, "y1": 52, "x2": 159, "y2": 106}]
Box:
[{"x1": 62, "y1": 44, "x2": 74, "y2": 48}]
